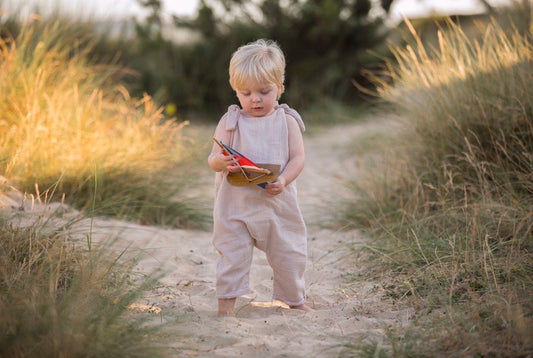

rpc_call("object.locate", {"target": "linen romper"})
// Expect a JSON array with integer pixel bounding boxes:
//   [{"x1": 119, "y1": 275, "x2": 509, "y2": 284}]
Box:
[{"x1": 213, "y1": 103, "x2": 308, "y2": 306}]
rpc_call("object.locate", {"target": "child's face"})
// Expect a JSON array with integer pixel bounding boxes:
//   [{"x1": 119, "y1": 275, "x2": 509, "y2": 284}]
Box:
[{"x1": 235, "y1": 82, "x2": 281, "y2": 117}]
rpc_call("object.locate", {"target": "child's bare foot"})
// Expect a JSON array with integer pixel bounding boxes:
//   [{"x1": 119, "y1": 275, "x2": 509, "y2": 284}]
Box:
[
  {"x1": 218, "y1": 298, "x2": 236, "y2": 317},
  {"x1": 290, "y1": 303, "x2": 315, "y2": 312}
]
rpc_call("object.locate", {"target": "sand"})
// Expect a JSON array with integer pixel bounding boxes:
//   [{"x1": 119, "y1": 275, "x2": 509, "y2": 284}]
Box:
[{"x1": 1, "y1": 118, "x2": 413, "y2": 357}]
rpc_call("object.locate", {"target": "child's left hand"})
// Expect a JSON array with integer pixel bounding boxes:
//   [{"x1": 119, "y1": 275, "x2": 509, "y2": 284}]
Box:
[{"x1": 265, "y1": 176, "x2": 286, "y2": 196}]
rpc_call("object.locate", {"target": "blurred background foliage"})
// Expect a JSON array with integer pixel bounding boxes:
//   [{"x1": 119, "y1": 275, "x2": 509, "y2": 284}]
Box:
[
  {"x1": 162, "y1": 0, "x2": 396, "y2": 114},
  {"x1": 1, "y1": 0, "x2": 529, "y2": 120},
  {"x1": 123, "y1": 0, "x2": 532, "y2": 118},
  {"x1": 1, "y1": 0, "x2": 401, "y2": 119}
]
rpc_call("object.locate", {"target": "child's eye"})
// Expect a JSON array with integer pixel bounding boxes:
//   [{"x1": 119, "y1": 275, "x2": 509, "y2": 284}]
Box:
[{"x1": 261, "y1": 89, "x2": 271, "y2": 95}]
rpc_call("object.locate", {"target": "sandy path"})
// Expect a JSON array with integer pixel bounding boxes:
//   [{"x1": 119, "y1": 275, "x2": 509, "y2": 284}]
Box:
[
  {"x1": 105, "y1": 117, "x2": 412, "y2": 356},
  {"x1": 2, "y1": 116, "x2": 413, "y2": 357}
]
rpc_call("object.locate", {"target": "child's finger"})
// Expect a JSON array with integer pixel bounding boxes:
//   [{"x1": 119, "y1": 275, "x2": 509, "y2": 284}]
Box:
[
  {"x1": 265, "y1": 182, "x2": 282, "y2": 196},
  {"x1": 227, "y1": 165, "x2": 241, "y2": 172}
]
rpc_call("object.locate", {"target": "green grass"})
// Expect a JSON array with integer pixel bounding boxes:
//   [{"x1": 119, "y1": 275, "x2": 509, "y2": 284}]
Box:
[
  {"x1": 339, "y1": 10, "x2": 533, "y2": 358},
  {"x1": 0, "y1": 19, "x2": 209, "y2": 228}
]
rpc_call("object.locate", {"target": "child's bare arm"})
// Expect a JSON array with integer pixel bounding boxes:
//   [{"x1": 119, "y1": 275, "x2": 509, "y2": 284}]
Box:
[
  {"x1": 281, "y1": 114, "x2": 305, "y2": 185},
  {"x1": 266, "y1": 114, "x2": 305, "y2": 195}
]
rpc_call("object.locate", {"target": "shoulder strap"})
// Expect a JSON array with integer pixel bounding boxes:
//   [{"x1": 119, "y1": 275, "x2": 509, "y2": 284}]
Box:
[
  {"x1": 224, "y1": 105, "x2": 241, "y2": 131},
  {"x1": 222, "y1": 102, "x2": 305, "y2": 135},
  {"x1": 221, "y1": 104, "x2": 241, "y2": 147},
  {"x1": 276, "y1": 103, "x2": 306, "y2": 132}
]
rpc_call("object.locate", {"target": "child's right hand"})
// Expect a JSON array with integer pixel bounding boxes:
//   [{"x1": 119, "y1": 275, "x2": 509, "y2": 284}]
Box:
[{"x1": 210, "y1": 153, "x2": 241, "y2": 172}]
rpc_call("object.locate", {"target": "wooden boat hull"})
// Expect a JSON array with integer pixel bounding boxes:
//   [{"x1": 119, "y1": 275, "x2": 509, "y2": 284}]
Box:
[{"x1": 227, "y1": 164, "x2": 281, "y2": 186}]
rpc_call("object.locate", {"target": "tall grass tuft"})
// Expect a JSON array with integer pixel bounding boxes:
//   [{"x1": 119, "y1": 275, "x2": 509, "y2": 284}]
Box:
[
  {"x1": 0, "y1": 19, "x2": 207, "y2": 228},
  {"x1": 342, "y1": 12, "x2": 533, "y2": 357},
  {"x1": 0, "y1": 209, "x2": 165, "y2": 357}
]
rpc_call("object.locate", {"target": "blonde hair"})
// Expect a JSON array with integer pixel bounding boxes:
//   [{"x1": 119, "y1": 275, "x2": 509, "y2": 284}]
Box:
[{"x1": 229, "y1": 39, "x2": 285, "y2": 95}]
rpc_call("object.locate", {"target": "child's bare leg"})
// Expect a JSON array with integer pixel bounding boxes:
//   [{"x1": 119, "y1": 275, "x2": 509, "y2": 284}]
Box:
[
  {"x1": 218, "y1": 298, "x2": 237, "y2": 316},
  {"x1": 290, "y1": 303, "x2": 315, "y2": 312}
]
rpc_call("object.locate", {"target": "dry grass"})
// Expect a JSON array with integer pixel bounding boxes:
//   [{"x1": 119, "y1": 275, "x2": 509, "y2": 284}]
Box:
[
  {"x1": 0, "y1": 205, "x2": 166, "y2": 357},
  {"x1": 0, "y1": 17, "x2": 211, "y2": 356},
  {"x1": 341, "y1": 10, "x2": 533, "y2": 357},
  {"x1": 0, "y1": 19, "x2": 208, "y2": 228}
]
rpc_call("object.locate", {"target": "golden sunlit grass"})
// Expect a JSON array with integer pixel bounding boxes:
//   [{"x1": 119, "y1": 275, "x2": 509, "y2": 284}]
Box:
[
  {"x1": 0, "y1": 17, "x2": 205, "y2": 356},
  {"x1": 0, "y1": 19, "x2": 207, "y2": 227},
  {"x1": 341, "y1": 12, "x2": 533, "y2": 358}
]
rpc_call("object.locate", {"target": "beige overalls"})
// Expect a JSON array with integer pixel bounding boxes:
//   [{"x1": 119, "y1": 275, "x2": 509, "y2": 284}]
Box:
[{"x1": 213, "y1": 104, "x2": 307, "y2": 306}]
